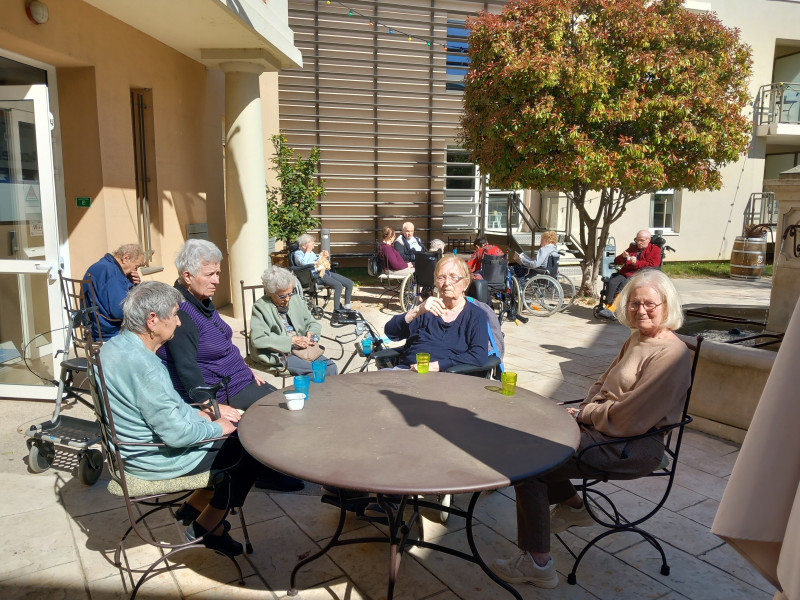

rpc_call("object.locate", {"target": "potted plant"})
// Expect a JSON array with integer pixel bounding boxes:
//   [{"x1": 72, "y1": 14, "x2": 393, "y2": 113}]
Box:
[{"x1": 267, "y1": 133, "x2": 326, "y2": 266}]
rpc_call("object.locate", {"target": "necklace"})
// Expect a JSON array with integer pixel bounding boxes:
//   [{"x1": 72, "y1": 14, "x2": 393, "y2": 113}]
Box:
[{"x1": 442, "y1": 298, "x2": 466, "y2": 313}]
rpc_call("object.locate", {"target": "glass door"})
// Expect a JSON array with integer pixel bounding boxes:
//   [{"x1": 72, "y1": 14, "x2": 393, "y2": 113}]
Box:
[{"x1": 0, "y1": 85, "x2": 65, "y2": 399}]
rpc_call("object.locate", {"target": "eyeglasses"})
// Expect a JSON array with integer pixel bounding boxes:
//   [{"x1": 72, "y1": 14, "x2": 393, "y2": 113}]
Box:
[
  {"x1": 627, "y1": 300, "x2": 662, "y2": 312},
  {"x1": 276, "y1": 292, "x2": 295, "y2": 300},
  {"x1": 436, "y1": 274, "x2": 466, "y2": 284}
]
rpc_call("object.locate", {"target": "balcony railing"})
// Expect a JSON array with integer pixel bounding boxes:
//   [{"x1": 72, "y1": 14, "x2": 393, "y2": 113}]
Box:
[{"x1": 755, "y1": 82, "x2": 800, "y2": 125}]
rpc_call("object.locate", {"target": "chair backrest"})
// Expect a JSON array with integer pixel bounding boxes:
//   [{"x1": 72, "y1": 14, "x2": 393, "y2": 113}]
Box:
[
  {"x1": 481, "y1": 254, "x2": 508, "y2": 286},
  {"x1": 466, "y1": 296, "x2": 505, "y2": 364},
  {"x1": 288, "y1": 241, "x2": 301, "y2": 268},
  {"x1": 59, "y1": 270, "x2": 105, "y2": 351},
  {"x1": 239, "y1": 280, "x2": 264, "y2": 357},
  {"x1": 545, "y1": 252, "x2": 560, "y2": 279},
  {"x1": 413, "y1": 250, "x2": 440, "y2": 288},
  {"x1": 367, "y1": 246, "x2": 382, "y2": 277}
]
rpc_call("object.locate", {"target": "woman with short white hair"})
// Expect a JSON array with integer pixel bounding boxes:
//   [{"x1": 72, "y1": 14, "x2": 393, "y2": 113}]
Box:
[
  {"x1": 293, "y1": 233, "x2": 354, "y2": 311},
  {"x1": 493, "y1": 269, "x2": 691, "y2": 589},
  {"x1": 249, "y1": 266, "x2": 337, "y2": 376}
]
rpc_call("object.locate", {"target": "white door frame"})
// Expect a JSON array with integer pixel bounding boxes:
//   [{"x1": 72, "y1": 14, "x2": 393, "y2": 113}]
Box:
[{"x1": 0, "y1": 84, "x2": 66, "y2": 400}]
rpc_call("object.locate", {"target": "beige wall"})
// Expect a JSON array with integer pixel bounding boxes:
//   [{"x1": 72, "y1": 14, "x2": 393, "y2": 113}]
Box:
[
  {"x1": 0, "y1": 0, "x2": 236, "y2": 302},
  {"x1": 599, "y1": 0, "x2": 800, "y2": 262}
]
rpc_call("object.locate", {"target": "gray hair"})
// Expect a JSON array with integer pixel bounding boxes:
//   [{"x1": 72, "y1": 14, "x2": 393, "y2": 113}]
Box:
[
  {"x1": 296, "y1": 233, "x2": 314, "y2": 248},
  {"x1": 121, "y1": 281, "x2": 182, "y2": 334},
  {"x1": 261, "y1": 266, "x2": 296, "y2": 294},
  {"x1": 616, "y1": 269, "x2": 684, "y2": 330},
  {"x1": 112, "y1": 243, "x2": 144, "y2": 260},
  {"x1": 429, "y1": 239, "x2": 445, "y2": 252},
  {"x1": 175, "y1": 239, "x2": 222, "y2": 277}
]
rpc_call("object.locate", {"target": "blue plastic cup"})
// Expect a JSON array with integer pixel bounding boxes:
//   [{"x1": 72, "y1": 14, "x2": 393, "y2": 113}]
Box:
[
  {"x1": 361, "y1": 337, "x2": 373, "y2": 355},
  {"x1": 311, "y1": 360, "x2": 326, "y2": 383},
  {"x1": 293, "y1": 374, "x2": 310, "y2": 398}
]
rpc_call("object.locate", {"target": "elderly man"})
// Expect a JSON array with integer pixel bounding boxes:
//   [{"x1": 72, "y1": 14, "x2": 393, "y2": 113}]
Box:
[
  {"x1": 597, "y1": 230, "x2": 662, "y2": 319},
  {"x1": 83, "y1": 243, "x2": 145, "y2": 340},
  {"x1": 393, "y1": 222, "x2": 425, "y2": 263}
]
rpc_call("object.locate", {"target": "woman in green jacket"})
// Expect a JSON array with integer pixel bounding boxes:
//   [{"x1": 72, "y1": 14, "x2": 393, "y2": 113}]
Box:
[{"x1": 249, "y1": 266, "x2": 338, "y2": 376}]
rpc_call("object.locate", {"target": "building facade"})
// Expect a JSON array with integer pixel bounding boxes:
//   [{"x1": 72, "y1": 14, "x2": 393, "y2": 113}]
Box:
[
  {"x1": 275, "y1": 0, "x2": 800, "y2": 263},
  {"x1": 0, "y1": 0, "x2": 301, "y2": 398}
]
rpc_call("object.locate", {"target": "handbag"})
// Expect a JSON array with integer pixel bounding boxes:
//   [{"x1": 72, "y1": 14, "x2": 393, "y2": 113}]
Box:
[{"x1": 291, "y1": 344, "x2": 324, "y2": 362}]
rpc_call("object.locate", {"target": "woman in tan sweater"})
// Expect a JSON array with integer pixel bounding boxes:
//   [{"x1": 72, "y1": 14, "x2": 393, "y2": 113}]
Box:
[{"x1": 493, "y1": 269, "x2": 692, "y2": 589}]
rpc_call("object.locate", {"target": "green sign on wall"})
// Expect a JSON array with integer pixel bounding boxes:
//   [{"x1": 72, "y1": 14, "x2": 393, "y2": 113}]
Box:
[{"x1": 76, "y1": 197, "x2": 91, "y2": 207}]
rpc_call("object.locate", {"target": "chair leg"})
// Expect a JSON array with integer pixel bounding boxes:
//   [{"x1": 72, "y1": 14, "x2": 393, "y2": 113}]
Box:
[{"x1": 236, "y1": 506, "x2": 253, "y2": 554}]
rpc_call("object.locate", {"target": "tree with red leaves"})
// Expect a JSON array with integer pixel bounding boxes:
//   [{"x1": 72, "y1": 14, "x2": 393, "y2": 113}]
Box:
[{"x1": 461, "y1": 0, "x2": 752, "y2": 294}]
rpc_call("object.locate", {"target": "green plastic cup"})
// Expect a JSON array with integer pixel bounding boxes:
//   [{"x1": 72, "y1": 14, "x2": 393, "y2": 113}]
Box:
[
  {"x1": 501, "y1": 372, "x2": 517, "y2": 396},
  {"x1": 416, "y1": 352, "x2": 431, "y2": 374}
]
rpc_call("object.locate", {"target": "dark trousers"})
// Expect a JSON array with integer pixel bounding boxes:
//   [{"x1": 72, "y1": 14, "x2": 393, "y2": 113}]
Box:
[
  {"x1": 320, "y1": 271, "x2": 353, "y2": 309},
  {"x1": 228, "y1": 380, "x2": 277, "y2": 411},
  {"x1": 514, "y1": 426, "x2": 665, "y2": 553},
  {"x1": 605, "y1": 273, "x2": 629, "y2": 306},
  {"x1": 190, "y1": 437, "x2": 260, "y2": 511}
]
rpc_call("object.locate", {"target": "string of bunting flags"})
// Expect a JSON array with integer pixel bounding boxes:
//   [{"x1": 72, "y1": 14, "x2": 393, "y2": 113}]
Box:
[{"x1": 322, "y1": 0, "x2": 468, "y2": 52}]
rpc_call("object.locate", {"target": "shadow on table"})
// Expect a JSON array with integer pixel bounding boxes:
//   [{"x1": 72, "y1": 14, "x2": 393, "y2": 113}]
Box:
[{"x1": 382, "y1": 389, "x2": 576, "y2": 485}]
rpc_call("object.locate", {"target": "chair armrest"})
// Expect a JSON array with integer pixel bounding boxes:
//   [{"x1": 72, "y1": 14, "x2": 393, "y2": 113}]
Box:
[{"x1": 188, "y1": 375, "x2": 231, "y2": 419}]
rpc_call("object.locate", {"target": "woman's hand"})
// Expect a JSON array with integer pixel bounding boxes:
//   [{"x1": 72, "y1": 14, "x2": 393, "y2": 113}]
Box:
[
  {"x1": 292, "y1": 335, "x2": 311, "y2": 348},
  {"x1": 218, "y1": 404, "x2": 242, "y2": 423},
  {"x1": 251, "y1": 369, "x2": 267, "y2": 386},
  {"x1": 216, "y1": 418, "x2": 238, "y2": 436},
  {"x1": 565, "y1": 407, "x2": 581, "y2": 421},
  {"x1": 419, "y1": 296, "x2": 447, "y2": 316}
]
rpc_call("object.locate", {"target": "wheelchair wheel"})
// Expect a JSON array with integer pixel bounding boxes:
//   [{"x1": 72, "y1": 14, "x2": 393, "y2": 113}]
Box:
[
  {"x1": 400, "y1": 274, "x2": 416, "y2": 312},
  {"x1": 28, "y1": 439, "x2": 55, "y2": 473},
  {"x1": 78, "y1": 449, "x2": 104, "y2": 485},
  {"x1": 557, "y1": 273, "x2": 577, "y2": 309},
  {"x1": 522, "y1": 275, "x2": 563, "y2": 316}
]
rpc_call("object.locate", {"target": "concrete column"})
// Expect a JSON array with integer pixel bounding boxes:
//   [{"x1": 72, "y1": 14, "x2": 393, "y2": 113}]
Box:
[
  {"x1": 765, "y1": 165, "x2": 800, "y2": 334},
  {"x1": 221, "y1": 61, "x2": 270, "y2": 318}
]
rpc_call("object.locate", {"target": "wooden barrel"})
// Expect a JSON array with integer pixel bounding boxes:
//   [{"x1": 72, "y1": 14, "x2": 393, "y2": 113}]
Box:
[{"x1": 730, "y1": 236, "x2": 766, "y2": 281}]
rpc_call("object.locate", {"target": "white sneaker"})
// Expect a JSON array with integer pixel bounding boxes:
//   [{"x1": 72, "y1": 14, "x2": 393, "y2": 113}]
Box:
[
  {"x1": 491, "y1": 551, "x2": 559, "y2": 588},
  {"x1": 550, "y1": 503, "x2": 595, "y2": 533}
]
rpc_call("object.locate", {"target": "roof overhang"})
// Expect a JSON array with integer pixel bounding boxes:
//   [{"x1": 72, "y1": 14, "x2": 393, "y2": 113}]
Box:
[{"x1": 82, "y1": 0, "x2": 302, "y2": 71}]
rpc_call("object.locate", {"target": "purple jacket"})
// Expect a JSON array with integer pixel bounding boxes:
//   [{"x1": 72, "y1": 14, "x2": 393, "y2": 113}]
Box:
[
  {"x1": 157, "y1": 282, "x2": 254, "y2": 403},
  {"x1": 378, "y1": 243, "x2": 409, "y2": 272}
]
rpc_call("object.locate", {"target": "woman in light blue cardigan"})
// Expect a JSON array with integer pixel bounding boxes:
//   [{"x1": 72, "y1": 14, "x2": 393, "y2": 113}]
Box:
[{"x1": 100, "y1": 281, "x2": 258, "y2": 556}]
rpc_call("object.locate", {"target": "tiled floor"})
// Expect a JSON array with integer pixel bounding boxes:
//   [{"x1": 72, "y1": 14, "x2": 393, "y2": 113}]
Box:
[{"x1": 1, "y1": 276, "x2": 777, "y2": 599}]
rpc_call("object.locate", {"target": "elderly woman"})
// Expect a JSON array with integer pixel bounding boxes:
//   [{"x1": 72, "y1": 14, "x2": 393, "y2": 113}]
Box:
[
  {"x1": 249, "y1": 266, "x2": 337, "y2": 376},
  {"x1": 99, "y1": 281, "x2": 260, "y2": 556},
  {"x1": 428, "y1": 239, "x2": 446, "y2": 253},
  {"x1": 512, "y1": 230, "x2": 558, "y2": 276},
  {"x1": 293, "y1": 233, "x2": 354, "y2": 311},
  {"x1": 157, "y1": 239, "x2": 274, "y2": 411},
  {"x1": 492, "y1": 269, "x2": 691, "y2": 589},
  {"x1": 157, "y1": 239, "x2": 302, "y2": 492},
  {"x1": 378, "y1": 226, "x2": 414, "y2": 276},
  {"x1": 384, "y1": 254, "x2": 488, "y2": 371}
]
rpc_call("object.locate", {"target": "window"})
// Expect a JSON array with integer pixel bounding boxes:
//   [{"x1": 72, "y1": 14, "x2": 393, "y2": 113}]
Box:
[
  {"x1": 650, "y1": 190, "x2": 677, "y2": 232},
  {"x1": 446, "y1": 20, "x2": 469, "y2": 93}
]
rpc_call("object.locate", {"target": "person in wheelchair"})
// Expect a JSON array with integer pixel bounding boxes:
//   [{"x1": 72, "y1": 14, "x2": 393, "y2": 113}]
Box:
[
  {"x1": 492, "y1": 270, "x2": 691, "y2": 589},
  {"x1": 597, "y1": 230, "x2": 662, "y2": 320},
  {"x1": 293, "y1": 233, "x2": 354, "y2": 312},
  {"x1": 384, "y1": 255, "x2": 488, "y2": 372},
  {"x1": 393, "y1": 221, "x2": 425, "y2": 264},
  {"x1": 99, "y1": 281, "x2": 260, "y2": 556},
  {"x1": 511, "y1": 230, "x2": 558, "y2": 279},
  {"x1": 249, "y1": 266, "x2": 337, "y2": 377},
  {"x1": 377, "y1": 226, "x2": 414, "y2": 276},
  {"x1": 467, "y1": 236, "x2": 505, "y2": 278},
  {"x1": 428, "y1": 238, "x2": 446, "y2": 253}
]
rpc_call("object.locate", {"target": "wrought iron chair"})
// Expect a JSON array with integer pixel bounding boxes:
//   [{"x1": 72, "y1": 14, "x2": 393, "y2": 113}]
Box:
[
  {"x1": 240, "y1": 280, "x2": 292, "y2": 388},
  {"x1": 85, "y1": 342, "x2": 252, "y2": 599},
  {"x1": 554, "y1": 336, "x2": 704, "y2": 585}
]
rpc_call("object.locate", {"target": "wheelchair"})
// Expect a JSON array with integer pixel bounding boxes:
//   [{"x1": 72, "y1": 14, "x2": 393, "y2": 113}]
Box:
[
  {"x1": 479, "y1": 254, "x2": 528, "y2": 325},
  {"x1": 517, "y1": 252, "x2": 577, "y2": 317},
  {"x1": 288, "y1": 241, "x2": 332, "y2": 319},
  {"x1": 399, "y1": 250, "x2": 440, "y2": 311},
  {"x1": 593, "y1": 234, "x2": 675, "y2": 320}
]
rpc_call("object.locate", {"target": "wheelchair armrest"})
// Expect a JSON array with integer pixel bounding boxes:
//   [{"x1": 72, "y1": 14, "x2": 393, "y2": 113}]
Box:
[
  {"x1": 189, "y1": 375, "x2": 231, "y2": 420},
  {"x1": 446, "y1": 355, "x2": 501, "y2": 376}
]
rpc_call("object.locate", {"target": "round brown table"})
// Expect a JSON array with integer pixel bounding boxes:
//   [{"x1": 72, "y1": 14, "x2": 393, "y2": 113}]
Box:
[{"x1": 239, "y1": 370, "x2": 580, "y2": 599}]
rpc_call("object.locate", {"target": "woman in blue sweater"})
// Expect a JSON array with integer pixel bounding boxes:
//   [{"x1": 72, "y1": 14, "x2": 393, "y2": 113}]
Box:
[
  {"x1": 100, "y1": 281, "x2": 259, "y2": 556},
  {"x1": 384, "y1": 255, "x2": 489, "y2": 371}
]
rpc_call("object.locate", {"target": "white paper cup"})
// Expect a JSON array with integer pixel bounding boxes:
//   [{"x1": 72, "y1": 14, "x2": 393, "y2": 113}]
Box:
[{"x1": 284, "y1": 392, "x2": 305, "y2": 411}]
